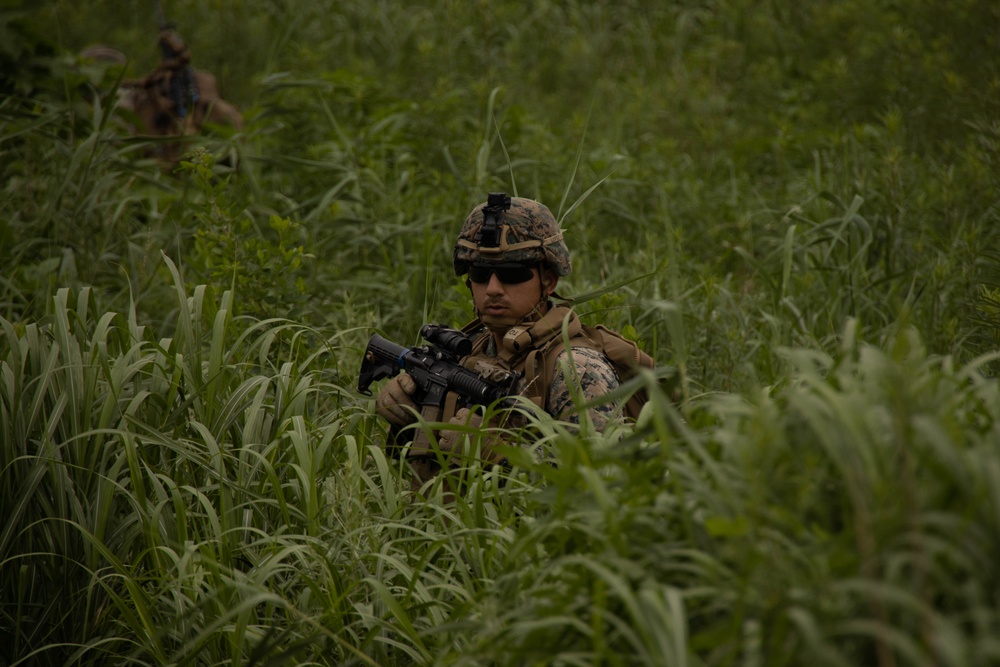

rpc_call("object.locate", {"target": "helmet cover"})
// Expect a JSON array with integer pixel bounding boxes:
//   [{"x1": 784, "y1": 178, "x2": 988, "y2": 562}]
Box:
[{"x1": 453, "y1": 194, "x2": 571, "y2": 276}]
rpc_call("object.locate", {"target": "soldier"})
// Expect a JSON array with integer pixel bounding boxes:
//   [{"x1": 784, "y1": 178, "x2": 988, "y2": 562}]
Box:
[
  {"x1": 375, "y1": 194, "x2": 626, "y2": 476},
  {"x1": 79, "y1": 26, "x2": 243, "y2": 162}
]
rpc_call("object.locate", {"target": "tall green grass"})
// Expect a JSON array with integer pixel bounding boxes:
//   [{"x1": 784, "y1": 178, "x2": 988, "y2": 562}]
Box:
[
  {"x1": 4, "y1": 280, "x2": 999, "y2": 664},
  {"x1": 1, "y1": 262, "x2": 356, "y2": 663}
]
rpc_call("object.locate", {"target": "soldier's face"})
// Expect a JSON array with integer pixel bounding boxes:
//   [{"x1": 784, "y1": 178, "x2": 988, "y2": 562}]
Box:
[{"x1": 470, "y1": 264, "x2": 558, "y2": 324}]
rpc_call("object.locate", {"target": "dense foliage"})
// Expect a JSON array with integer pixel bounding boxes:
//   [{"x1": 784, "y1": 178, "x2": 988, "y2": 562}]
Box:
[{"x1": 2, "y1": 0, "x2": 999, "y2": 664}]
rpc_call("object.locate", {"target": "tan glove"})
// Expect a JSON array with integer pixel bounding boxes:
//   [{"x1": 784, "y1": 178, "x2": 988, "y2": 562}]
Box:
[
  {"x1": 375, "y1": 372, "x2": 419, "y2": 426},
  {"x1": 437, "y1": 408, "x2": 509, "y2": 467}
]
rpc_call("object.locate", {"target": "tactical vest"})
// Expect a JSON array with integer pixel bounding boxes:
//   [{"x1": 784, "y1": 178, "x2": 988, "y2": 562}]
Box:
[
  {"x1": 400, "y1": 306, "x2": 661, "y2": 488},
  {"x1": 459, "y1": 304, "x2": 657, "y2": 421}
]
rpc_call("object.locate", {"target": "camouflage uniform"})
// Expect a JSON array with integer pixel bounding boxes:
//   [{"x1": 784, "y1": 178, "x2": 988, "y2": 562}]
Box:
[{"x1": 548, "y1": 348, "x2": 621, "y2": 429}]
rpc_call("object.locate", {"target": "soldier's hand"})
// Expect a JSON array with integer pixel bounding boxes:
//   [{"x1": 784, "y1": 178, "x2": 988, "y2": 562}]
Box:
[
  {"x1": 375, "y1": 373, "x2": 419, "y2": 426},
  {"x1": 437, "y1": 408, "x2": 509, "y2": 468}
]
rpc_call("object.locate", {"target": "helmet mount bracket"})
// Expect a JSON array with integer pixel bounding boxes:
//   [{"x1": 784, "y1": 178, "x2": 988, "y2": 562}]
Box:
[{"x1": 476, "y1": 192, "x2": 512, "y2": 249}]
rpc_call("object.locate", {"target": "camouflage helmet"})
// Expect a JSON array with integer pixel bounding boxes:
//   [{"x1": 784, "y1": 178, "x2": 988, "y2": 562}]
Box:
[{"x1": 454, "y1": 193, "x2": 571, "y2": 276}]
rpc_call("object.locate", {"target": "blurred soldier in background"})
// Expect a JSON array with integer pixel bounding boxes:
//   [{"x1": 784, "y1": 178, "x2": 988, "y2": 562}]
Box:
[{"x1": 80, "y1": 24, "x2": 243, "y2": 162}]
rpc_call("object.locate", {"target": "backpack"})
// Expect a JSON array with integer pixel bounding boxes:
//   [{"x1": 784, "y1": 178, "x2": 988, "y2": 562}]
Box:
[{"x1": 523, "y1": 321, "x2": 659, "y2": 422}]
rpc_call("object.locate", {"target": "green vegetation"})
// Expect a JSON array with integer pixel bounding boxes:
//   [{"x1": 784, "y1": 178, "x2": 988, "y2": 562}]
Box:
[{"x1": 2, "y1": 0, "x2": 999, "y2": 664}]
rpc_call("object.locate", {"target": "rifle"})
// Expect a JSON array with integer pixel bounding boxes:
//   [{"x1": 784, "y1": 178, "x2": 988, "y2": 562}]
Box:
[
  {"x1": 359, "y1": 325, "x2": 520, "y2": 485},
  {"x1": 153, "y1": 0, "x2": 168, "y2": 29},
  {"x1": 151, "y1": 0, "x2": 199, "y2": 120},
  {"x1": 358, "y1": 324, "x2": 519, "y2": 415}
]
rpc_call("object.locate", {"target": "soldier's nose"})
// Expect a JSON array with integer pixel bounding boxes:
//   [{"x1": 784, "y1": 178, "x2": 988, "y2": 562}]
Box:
[{"x1": 486, "y1": 274, "x2": 505, "y2": 293}]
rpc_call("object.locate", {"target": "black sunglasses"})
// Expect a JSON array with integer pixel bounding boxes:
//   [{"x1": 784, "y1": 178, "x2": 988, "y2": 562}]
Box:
[{"x1": 468, "y1": 262, "x2": 537, "y2": 285}]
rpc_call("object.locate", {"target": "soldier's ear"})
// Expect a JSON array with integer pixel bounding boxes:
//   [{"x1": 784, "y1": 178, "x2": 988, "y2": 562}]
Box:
[{"x1": 541, "y1": 268, "x2": 558, "y2": 295}]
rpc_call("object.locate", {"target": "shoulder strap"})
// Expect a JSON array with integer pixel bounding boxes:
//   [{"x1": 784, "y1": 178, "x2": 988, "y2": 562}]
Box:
[
  {"x1": 458, "y1": 318, "x2": 491, "y2": 358},
  {"x1": 520, "y1": 310, "x2": 604, "y2": 412},
  {"x1": 590, "y1": 324, "x2": 656, "y2": 371},
  {"x1": 459, "y1": 318, "x2": 484, "y2": 337},
  {"x1": 497, "y1": 305, "x2": 579, "y2": 357}
]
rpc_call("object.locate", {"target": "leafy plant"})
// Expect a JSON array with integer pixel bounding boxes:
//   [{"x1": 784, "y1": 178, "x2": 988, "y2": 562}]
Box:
[{"x1": 183, "y1": 148, "x2": 312, "y2": 319}]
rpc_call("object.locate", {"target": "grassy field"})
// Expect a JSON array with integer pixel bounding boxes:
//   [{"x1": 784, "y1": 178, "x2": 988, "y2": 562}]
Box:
[{"x1": 2, "y1": 0, "x2": 1000, "y2": 664}]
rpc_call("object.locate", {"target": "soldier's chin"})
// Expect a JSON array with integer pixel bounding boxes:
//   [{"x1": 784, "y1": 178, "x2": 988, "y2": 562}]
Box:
[{"x1": 480, "y1": 313, "x2": 521, "y2": 330}]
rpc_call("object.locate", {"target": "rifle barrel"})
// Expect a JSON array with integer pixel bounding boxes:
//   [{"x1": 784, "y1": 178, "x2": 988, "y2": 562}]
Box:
[{"x1": 153, "y1": 0, "x2": 168, "y2": 29}]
